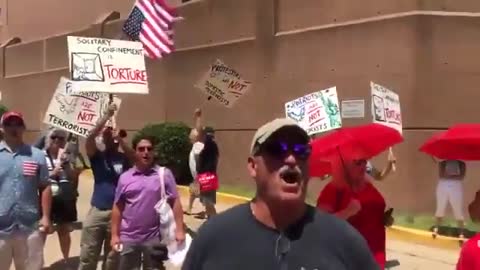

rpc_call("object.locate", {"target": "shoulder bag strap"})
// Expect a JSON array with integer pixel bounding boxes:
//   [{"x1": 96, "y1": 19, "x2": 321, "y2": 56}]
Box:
[
  {"x1": 158, "y1": 166, "x2": 166, "y2": 199},
  {"x1": 45, "y1": 150, "x2": 56, "y2": 169}
]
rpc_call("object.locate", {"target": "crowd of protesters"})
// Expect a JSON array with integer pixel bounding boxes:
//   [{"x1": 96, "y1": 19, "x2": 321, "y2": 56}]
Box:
[{"x1": 1, "y1": 104, "x2": 480, "y2": 270}]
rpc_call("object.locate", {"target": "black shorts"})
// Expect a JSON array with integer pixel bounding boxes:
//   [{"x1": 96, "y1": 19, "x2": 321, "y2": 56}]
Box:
[
  {"x1": 51, "y1": 197, "x2": 78, "y2": 224},
  {"x1": 200, "y1": 190, "x2": 216, "y2": 206}
]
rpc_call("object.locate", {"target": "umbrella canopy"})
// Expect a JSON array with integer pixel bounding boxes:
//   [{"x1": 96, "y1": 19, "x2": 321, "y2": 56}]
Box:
[
  {"x1": 309, "y1": 123, "x2": 403, "y2": 177},
  {"x1": 419, "y1": 124, "x2": 480, "y2": 160}
]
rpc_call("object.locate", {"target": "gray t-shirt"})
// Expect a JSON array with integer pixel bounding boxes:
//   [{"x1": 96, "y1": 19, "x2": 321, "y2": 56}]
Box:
[{"x1": 183, "y1": 203, "x2": 379, "y2": 270}]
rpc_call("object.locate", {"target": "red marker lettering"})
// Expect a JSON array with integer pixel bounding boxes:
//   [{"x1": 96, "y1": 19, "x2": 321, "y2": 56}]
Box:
[{"x1": 105, "y1": 64, "x2": 147, "y2": 85}]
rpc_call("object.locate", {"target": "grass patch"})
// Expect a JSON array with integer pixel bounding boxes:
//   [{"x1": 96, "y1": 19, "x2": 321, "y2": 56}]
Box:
[
  {"x1": 218, "y1": 183, "x2": 255, "y2": 199},
  {"x1": 217, "y1": 183, "x2": 319, "y2": 206},
  {"x1": 394, "y1": 213, "x2": 480, "y2": 233},
  {"x1": 216, "y1": 184, "x2": 480, "y2": 234}
]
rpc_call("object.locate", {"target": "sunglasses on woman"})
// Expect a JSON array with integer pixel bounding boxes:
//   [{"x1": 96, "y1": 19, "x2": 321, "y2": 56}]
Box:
[{"x1": 50, "y1": 135, "x2": 66, "y2": 141}]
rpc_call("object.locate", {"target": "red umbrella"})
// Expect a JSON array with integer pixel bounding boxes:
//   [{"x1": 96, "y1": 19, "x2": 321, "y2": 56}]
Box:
[
  {"x1": 308, "y1": 159, "x2": 331, "y2": 178},
  {"x1": 309, "y1": 123, "x2": 403, "y2": 177},
  {"x1": 419, "y1": 124, "x2": 480, "y2": 160}
]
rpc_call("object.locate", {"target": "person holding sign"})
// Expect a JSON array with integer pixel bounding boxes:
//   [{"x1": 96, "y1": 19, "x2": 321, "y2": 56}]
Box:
[
  {"x1": 431, "y1": 158, "x2": 466, "y2": 241},
  {"x1": 78, "y1": 104, "x2": 133, "y2": 270},
  {"x1": 317, "y1": 156, "x2": 393, "y2": 269},
  {"x1": 366, "y1": 150, "x2": 396, "y2": 181},
  {"x1": 196, "y1": 127, "x2": 219, "y2": 219},
  {"x1": 186, "y1": 108, "x2": 203, "y2": 216}
]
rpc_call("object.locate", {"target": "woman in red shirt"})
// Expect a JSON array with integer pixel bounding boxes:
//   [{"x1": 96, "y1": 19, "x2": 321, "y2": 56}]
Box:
[{"x1": 316, "y1": 157, "x2": 392, "y2": 269}]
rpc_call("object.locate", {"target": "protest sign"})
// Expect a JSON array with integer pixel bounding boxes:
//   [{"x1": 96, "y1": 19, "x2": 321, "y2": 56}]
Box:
[
  {"x1": 67, "y1": 36, "x2": 148, "y2": 94},
  {"x1": 44, "y1": 77, "x2": 121, "y2": 137},
  {"x1": 194, "y1": 59, "x2": 252, "y2": 108},
  {"x1": 370, "y1": 82, "x2": 402, "y2": 133},
  {"x1": 341, "y1": 99, "x2": 365, "y2": 118},
  {"x1": 285, "y1": 87, "x2": 342, "y2": 135}
]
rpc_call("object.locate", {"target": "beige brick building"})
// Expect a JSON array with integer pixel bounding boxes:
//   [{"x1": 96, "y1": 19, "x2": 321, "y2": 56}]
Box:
[{"x1": 2, "y1": 0, "x2": 480, "y2": 215}]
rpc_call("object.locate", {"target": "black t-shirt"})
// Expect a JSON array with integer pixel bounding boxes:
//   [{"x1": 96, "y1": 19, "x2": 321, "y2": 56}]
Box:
[
  {"x1": 182, "y1": 203, "x2": 379, "y2": 270},
  {"x1": 197, "y1": 139, "x2": 219, "y2": 174}
]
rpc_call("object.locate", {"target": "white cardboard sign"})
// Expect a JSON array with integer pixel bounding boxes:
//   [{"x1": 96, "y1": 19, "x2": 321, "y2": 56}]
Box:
[
  {"x1": 285, "y1": 87, "x2": 342, "y2": 135},
  {"x1": 67, "y1": 36, "x2": 148, "y2": 94},
  {"x1": 194, "y1": 59, "x2": 252, "y2": 108},
  {"x1": 370, "y1": 81, "x2": 402, "y2": 133},
  {"x1": 44, "y1": 77, "x2": 121, "y2": 137}
]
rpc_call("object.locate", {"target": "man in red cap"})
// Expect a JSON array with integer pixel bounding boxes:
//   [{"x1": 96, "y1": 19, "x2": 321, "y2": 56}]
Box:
[{"x1": 0, "y1": 111, "x2": 52, "y2": 270}]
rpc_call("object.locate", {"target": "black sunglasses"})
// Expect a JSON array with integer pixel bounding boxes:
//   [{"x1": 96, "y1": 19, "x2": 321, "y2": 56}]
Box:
[
  {"x1": 256, "y1": 141, "x2": 311, "y2": 160},
  {"x1": 50, "y1": 135, "x2": 66, "y2": 141},
  {"x1": 137, "y1": 146, "x2": 153, "y2": 153}
]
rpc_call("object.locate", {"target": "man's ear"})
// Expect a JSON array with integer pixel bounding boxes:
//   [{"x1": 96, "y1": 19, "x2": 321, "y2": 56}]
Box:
[{"x1": 247, "y1": 157, "x2": 257, "y2": 178}]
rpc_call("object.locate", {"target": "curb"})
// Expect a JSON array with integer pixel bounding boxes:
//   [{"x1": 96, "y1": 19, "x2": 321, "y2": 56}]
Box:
[
  {"x1": 177, "y1": 185, "x2": 464, "y2": 250},
  {"x1": 81, "y1": 170, "x2": 465, "y2": 250}
]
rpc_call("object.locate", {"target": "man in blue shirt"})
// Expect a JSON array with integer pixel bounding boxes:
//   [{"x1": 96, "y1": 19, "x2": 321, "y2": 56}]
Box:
[
  {"x1": 78, "y1": 104, "x2": 134, "y2": 270},
  {"x1": 0, "y1": 111, "x2": 52, "y2": 270}
]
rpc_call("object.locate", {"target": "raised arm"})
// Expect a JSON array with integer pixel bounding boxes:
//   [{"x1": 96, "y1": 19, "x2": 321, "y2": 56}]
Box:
[
  {"x1": 113, "y1": 129, "x2": 136, "y2": 164},
  {"x1": 86, "y1": 104, "x2": 117, "y2": 157},
  {"x1": 193, "y1": 108, "x2": 202, "y2": 133},
  {"x1": 371, "y1": 150, "x2": 396, "y2": 181}
]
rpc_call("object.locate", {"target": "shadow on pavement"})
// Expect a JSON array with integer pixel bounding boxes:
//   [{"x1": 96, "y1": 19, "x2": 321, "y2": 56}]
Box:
[
  {"x1": 385, "y1": 259, "x2": 400, "y2": 269},
  {"x1": 42, "y1": 256, "x2": 79, "y2": 269},
  {"x1": 429, "y1": 225, "x2": 477, "y2": 238}
]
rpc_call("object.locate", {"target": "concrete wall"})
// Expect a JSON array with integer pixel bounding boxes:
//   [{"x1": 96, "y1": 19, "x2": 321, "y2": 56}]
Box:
[{"x1": 2, "y1": 0, "x2": 480, "y2": 215}]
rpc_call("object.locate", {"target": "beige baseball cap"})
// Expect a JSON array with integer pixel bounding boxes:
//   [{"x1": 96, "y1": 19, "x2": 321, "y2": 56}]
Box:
[{"x1": 250, "y1": 118, "x2": 309, "y2": 155}]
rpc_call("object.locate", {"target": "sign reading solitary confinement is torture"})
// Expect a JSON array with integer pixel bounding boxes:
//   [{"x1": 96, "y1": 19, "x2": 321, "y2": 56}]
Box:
[{"x1": 67, "y1": 36, "x2": 149, "y2": 94}]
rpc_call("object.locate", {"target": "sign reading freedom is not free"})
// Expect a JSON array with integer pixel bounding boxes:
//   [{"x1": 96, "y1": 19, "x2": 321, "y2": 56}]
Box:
[
  {"x1": 44, "y1": 77, "x2": 121, "y2": 137},
  {"x1": 285, "y1": 87, "x2": 342, "y2": 136},
  {"x1": 67, "y1": 36, "x2": 149, "y2": 94}
]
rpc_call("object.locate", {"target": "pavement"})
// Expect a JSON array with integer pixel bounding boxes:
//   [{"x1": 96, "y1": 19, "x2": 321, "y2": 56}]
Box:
[{"x1": 9, "y1": 172, "x2": 462, "y2": 270}]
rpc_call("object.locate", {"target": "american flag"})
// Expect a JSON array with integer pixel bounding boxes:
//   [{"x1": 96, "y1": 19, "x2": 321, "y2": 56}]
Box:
[
  {"x1": 123, "y1": 0, "x2": 177, "y2": 59},
  {"x1": 23, "y1": 161, "x2": 38, "y2": 177}
]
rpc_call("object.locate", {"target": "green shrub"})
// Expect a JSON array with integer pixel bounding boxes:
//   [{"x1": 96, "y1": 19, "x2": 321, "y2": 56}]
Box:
[
  {"x1": 134, "y1": 122, "x2": 193, "y2": 185},
  {"x1": 0, "y1": 104, "x2": 8, "y2": 118}
]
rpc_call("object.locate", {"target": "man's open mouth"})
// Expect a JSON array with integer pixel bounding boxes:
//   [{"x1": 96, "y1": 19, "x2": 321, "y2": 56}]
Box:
[{"x1": 280, "y1": 170, "x2": 301, "y2": 184}]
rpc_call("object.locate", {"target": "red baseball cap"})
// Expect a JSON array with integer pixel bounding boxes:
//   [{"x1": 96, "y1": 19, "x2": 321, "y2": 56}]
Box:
[{"x1": 1, "y1": 111, "x2": 25, "y2": 126}]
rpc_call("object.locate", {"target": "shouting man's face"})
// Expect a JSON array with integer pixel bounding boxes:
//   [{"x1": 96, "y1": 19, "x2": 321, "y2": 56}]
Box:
[{"x1": 248, "y1": 127, "x2": 311, "y2": 205}]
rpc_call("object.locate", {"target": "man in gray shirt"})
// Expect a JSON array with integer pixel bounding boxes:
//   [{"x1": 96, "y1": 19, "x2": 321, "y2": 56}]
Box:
[{"x1": 183, "y1": 118, "x2": 379, "y2": 270}]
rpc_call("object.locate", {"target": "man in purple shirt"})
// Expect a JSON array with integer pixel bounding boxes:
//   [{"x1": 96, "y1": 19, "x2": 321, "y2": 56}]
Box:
[{"x1": 111, "y1": 135, "x2": 186, "y2": 270}]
